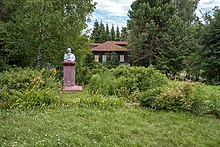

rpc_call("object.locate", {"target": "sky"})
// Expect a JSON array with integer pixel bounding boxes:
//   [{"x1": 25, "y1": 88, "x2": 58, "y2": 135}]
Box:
[{"x1": 87, "y1": 0, "x2": 220, "y2": 31}]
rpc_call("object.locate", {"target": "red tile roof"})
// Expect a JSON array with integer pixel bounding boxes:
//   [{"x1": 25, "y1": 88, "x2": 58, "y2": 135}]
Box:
[{"x1": 92, "y1": 41, "x2": 128, "y2": 51}]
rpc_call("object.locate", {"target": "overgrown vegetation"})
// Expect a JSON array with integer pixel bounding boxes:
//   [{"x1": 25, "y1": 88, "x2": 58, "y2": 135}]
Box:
[
  {"x1": 1, "y1": 65, "x2": 219, "y2": 118},
  {"x1": 88, "y1": 65, "x2": 168, "y2": 97},
  {"x1": 0, "y1": 68, "x2": 61, "y2": 109}
]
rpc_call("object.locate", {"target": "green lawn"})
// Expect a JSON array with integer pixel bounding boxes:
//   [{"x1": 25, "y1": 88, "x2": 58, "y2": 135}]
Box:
[{"x1": 1, "y1": 107, "x2": 220, "y2": 146}]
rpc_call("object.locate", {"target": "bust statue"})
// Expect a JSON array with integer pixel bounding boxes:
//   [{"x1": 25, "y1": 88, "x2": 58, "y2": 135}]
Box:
[{"x1": 64, "y1": 48, "x2": 76, "y2": 62}]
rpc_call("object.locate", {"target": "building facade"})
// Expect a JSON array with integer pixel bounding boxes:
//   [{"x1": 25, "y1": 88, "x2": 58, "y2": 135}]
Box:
[{"x1": 91, "y1": 41, "x2": 130, "y2": 64}]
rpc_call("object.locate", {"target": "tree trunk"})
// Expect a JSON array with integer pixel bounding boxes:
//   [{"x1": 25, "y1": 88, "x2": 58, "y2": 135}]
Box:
[{"x1": 36, "y1": 0, "x2": 44, "y2": 69}]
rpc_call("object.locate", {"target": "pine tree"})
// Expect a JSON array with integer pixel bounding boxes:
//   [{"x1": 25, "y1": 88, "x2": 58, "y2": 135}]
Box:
[
  {"x1": 106, "y1": 23, "x2": 110, "y2": 41},
  {"x1": 91, "y1": 20, "x2": 100, "y2": 42},
  {"x1": 173, "y1": 0, "x2": 200, "y2": 25},
  {"x1": 128, "y1": 0, "x2": 176, "y2": 66},
  {"x1": 110, "y1": 24, "x2": 116, "y2": 41},
  {"x1": 116, "y1": 26, "x2": 120, "y2": 41},
  {"x1": 200, "y1": 8, "x2": 220, "y2": 84},
  {"x1": 120, "y1": 27, "x2": 128, "y2": 41},
  {"x1": 99, "y1": 21, "x2": 107, "y2": 43}
]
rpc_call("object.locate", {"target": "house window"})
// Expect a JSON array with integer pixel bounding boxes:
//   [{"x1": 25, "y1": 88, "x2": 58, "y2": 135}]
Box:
[
  {"x1": 120, "y1": 55, "x2": 125, "y2": 62},
  {"x1": 102, "y1": 55, "x2": 107, "y2": 62},
  {"x1": 95, "y1": 55, "x2": 99, "y2": 62}
]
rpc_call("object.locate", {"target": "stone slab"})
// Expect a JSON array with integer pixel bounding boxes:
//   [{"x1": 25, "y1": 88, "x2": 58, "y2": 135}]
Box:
[{"x1": 62, "y1": 85, "x2": 83, "y2": 92}]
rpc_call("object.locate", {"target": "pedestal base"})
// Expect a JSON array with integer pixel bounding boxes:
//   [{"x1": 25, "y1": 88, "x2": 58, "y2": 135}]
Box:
[{"x1": 62, "y1": 85, "x2": 83, "y2": 92}]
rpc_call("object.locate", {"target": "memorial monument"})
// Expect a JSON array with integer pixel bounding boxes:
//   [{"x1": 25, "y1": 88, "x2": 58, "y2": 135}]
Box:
[{"x1": 62, "y1": 48, "x2": 82, "y2": 92}]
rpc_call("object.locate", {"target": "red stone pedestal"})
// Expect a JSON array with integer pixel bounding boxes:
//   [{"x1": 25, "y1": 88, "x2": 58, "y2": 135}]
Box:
[{"x1": 62, "y1": 61, "x2": 82, "y2": 92}]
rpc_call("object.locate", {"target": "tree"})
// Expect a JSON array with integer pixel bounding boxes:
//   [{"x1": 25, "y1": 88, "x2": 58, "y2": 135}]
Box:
[
  {"x1": 0, "y1": 0, "x2": 95, "y2": 69},
  {"x1": 106, "y1": 23, "x2": 110, "y2": 41},
  {"x1": 156, "y1": 15, "x2": 200, "y2": 75},
  {"x1": 120, "y1": 27, "x2": 128, "y2": 41},
  {"x1": 99, "y1": 21, "x2": 107, "y2": 43},
  {"x1": 200, "y1": 8, "x2": 220, "y2": 84},
  {"x1": 116, "y1": 26, "x2": 120, "y2": 41},
  {"x1": 173, "y1": 0, "x2": 200, "y2": 25},
  {"x1": 127, "y1": 0, "x2": 176, "y2": 66},
  {"x1": 91, "y1": 20, "x2": 100, "y2": 43},
  {"x1": 107, "y1": 52, "x2": 119, "y2": 68},
  {"x1": 110, "y1": 24, "x2": 115, "y2": 41}
]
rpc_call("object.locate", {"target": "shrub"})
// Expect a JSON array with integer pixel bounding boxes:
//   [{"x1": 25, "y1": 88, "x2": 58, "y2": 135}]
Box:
[
  {"x1": 88, "y1": 65, "x2": 168, "y2": 99},
  {"x1": 111, "y1": 65, "x2": 169, "y2": 91},
  {"x1": 194, "y1": 85, "x2": 220, "y2": 118},
  {"x1": 88, "y1": 72, "x2": 117, "y2": 96},
  {"x1": 76, "y1": 65, "x2": 109, "y2": 85},
  {"x1": 141, "y1": 81, "x2": 198, "y2": 112},
  {"x1": 0, "y1": 67, "x2": 61, "y2": 109}
]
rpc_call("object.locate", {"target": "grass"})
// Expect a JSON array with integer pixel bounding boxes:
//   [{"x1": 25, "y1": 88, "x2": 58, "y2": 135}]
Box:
[
  {"x1": 1, "y1": 106, "x2": 220, "y2": 146},
  {"x1": 0, "y1": 83, "x2": 219, "y2": 146}
]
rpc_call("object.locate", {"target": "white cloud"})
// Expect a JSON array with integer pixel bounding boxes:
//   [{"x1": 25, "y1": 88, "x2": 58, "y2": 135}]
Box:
[
  {"x1": 94, "y1": 0, "x2": 134, "y2": 16},
  {"x1": 198, "y1": 0, "x2": 220, "y2": 10}
]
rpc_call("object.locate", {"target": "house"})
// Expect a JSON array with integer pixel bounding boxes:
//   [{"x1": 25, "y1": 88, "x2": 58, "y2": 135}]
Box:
[{"x1": 91, "y1": 41, "x2": 130, "y2": 64}]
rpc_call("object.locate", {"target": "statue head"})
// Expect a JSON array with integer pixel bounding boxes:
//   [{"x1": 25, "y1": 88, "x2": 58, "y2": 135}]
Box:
[
  {"x1": 64, "y1": 48, "x2": 75, "y2": 62},
  {"x1": 67, "y1": 48, "x2": 71, "y2": 53}
]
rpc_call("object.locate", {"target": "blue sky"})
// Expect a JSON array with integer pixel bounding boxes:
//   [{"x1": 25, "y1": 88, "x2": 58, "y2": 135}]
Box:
[{"x1": 87, "y1": 0, "x2": 220, "y2": 31}]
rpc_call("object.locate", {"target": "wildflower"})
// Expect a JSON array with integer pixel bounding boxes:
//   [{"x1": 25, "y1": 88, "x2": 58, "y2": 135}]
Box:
[
  {"x1": 51, "y1": 68, "x2": 57, "y2": 75},
  {"x1": 41, "y1": 68, "x2": 45, "y2": 73}
]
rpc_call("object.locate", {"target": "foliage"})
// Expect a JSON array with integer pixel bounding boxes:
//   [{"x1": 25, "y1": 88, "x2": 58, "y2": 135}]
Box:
[
  {"x1": 0, "y1": 67, "x2": 60, "y2": 109},
  {"x1": 156, "y1": 15, "x2": 200, "y2": 75},
  {"x1": 116, "y1": 26, "x2": 120, "y2": 41},
  {"x1": 128, "y1": 0, "x2": 176, "y2": 66},
  {"x1": 141, "y1": 81, "x2": 198, "y2": 111},
  {"x1": 140, "y1": 81, "x2": 220, "y2": 118},
  {"x1": 107, "y1": 52, "x2": 120, "y2": 68},
  {"x1": 0, "y1": 0, "x2": 95, "y2": 69},
  {"x1": 110, "y1": 24, "x2": 116, "y2": 41},
  {"x1": 194, "y1": 84, "x2": 220, "y2": 118},
  {"x1": 88, "y1": 65, "x2": 169, "y2": 98},
  {"x1": 90, "y1": 21, "x2": 127, "y2": 42},
  {"x1": 61, "y1": 93, "x2": 124, "y2": 110},
  {"x1": 127, "y1": 0, "x2": 201, "y2": 78},
  {"x1": 76, "y1": 64, "x2": 109, "y2": 85},
  {"x1": 173, "y1": 0, "x2": 200, "y2": 24},
  {"x1": 90, "y1": 20, "x2": 101, "y2": 42},
  {"x1": 120, "y1": 27, "x2": 128, "y2": 41},
  {"x1": 200, "y1": 8, "x2": 220, "y2": 85}
]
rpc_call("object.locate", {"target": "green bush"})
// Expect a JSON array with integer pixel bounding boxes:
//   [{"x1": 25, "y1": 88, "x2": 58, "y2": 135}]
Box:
[
  {"x1": 111, "y1": 65, "x2": 169, "y2": 91},
  {"x1": 0, "y1": 67, "x2": 60, "y2": 109},
  {"x1": 76, "y1": 65, "x2": 109, "y2": 85},
  {"x1": 88, "y1": 65, "x2": 168, "y2": 99},
  {"x1": 194, "y1": 85, "x2": 220, "y2": 118},
  {"x1": 141, "y1": 82, "x2": 198, "y2": 111},
  {"x1": 89, "y1": 72, "x2": 118, "y2": 96}
]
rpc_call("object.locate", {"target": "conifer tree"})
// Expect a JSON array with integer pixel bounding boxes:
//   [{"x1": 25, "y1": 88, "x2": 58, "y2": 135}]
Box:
[
  {"x1": 106, "y1": 23, "x2": 110, "y2": 41},
  {"x1": 91, "y1": 20, "x2": 100, "y2": 42},
  {"x1": 128, "y1": 0, "x2": 176, "y2": 66},
  {"x1": 200, "y1": 8, "x2": 220, "y2": 84},
  {"x1": 99, "y1": 21, "x2": 107, "y2": 43},
  {"x1": 116, "y1": 26, "x2": 120, "y2": 41},
  {"x1": 173, "y1": 0, "x2": 200, "y2": 24},
  {"x1": 110, "y1": 24, "x2": 116, "y2": 41},
  {"x1": 120, "y1": 27, "x2": 128, "y2": 41}
]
